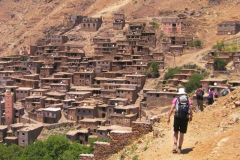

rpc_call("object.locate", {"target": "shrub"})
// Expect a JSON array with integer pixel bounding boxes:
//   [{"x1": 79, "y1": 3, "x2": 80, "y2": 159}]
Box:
[
  {"x1": 185, "y1": 73, "x2": 204, "y2": 93},
  {"x1": 213, "y1": 58, "x2": 227, "y2": 70},
  {"x1": 150, "y1": 21, "x2": 159, "y2": 29},
  {"x1": 213, "y1": 41, "x2": 225, "y2": 51},
  {"x1": 188, "y1": 40, "x2": 202, "y2": 47},
  {"x1": 144, "y1": 62, "x2": 160, "y2": 78},
  {"x1": 20, "y1": 56, "x2": 28, "y2": 61},
  {"x1": 164, "y1": 67, "x2": 182, "y2": 80}
]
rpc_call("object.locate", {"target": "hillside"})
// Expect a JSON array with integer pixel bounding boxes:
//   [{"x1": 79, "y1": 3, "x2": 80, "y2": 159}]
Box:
[
  {"x1": 110, "y1": 88, "x2": 240, "y2": 160},
  {"x1": 1, "y1": 0, "x2": 240, "y2": 56}
]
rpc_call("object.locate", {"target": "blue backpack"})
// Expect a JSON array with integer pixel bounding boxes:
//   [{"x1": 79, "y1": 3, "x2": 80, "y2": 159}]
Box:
[{"x1": 208, "y1": 91, "x2": 213, "y2": 99}]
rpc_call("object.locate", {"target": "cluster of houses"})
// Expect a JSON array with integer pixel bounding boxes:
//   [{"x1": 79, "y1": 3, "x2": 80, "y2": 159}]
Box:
[
  {"x1": 205, "y1": 50, "x2": 240, "y2": 73},
  {"x1": 0, "y1": 14, "x2": 172, "y2": 146}
]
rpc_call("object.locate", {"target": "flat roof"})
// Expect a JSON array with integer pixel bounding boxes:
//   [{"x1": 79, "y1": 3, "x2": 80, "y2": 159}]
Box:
[
  {"x1": 66, "y1": 129, "x2": 89, "y2": 136},
  {"x1": 97, "y1": 125, "x2": 132, "y2": 131},
  {"x1": 0, "y1": 125, "x2": 8, "y2": 130},
  {"x1": 16, "y1": 87, "x2": 33, "y2": 91},
  {"x1": 80, "y1": 118, "x2": 106, "y2": 123},
  {"x1": 18, "y1": 124, "x2": 43, "y2": 131},
  {"x1": 42, "y1": 107, "x2": 61, "y2": 112},
  {"x1": 45, "y1": 92, "x2": 66, "y2": 96},
  {"x1": 114, "y1": 105, "x2": 138, "y2": 110},
  {"x1": 67, "y1": 92, "x2": 91, "y2": 95},
  {"x1": 201, "y1": 79, "x2": 227, "y2": 82},
  {"x1": 4, "y1": 136, "x2": 18, "y2": 140}
]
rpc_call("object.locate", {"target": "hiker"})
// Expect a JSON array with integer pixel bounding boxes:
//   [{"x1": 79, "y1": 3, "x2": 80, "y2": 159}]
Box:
[
  {"x1": 220, "y1": 85, "x2": 231, "y2": 96},
  {"x1": 195, "y1": 85, "x2": 204, "y2": 112},
  {"x1": 208, "y1": 88, "x2": 215, "y2": 105},
  {"x1": 167, "y1": 88, "x2": 193, "y2": 154}
]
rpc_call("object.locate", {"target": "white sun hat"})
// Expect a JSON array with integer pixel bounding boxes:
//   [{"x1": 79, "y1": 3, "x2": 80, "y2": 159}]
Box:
[{"x1": 178, "y1": 88, "x2": 186, "y2": 94}]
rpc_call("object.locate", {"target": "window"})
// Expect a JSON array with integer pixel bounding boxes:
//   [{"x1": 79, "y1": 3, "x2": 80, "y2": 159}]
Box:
[
  {"x1": 83, "y1": 110, "x2": 85, "y2": 113},
  {"x1": 22, "y1": 133, "x2": 25, "y2": 136},
  {"x1": 156, "y1": 94, "x2": 159, "y2": 97},
  {"x1": 22, "y1": 140, "x2": 25, "y2": 143},
  {"x1": 89, "y1": 110, "x2": 91, "y2": 113},
  {"x1": 100, "y1": 132, "x2": 102, "y2": 135}
]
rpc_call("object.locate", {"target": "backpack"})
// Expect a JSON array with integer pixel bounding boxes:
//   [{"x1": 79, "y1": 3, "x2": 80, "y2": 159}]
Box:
[
  {"x1": 196, "y1": 89, "x2": 203, "y2": 99},
  {"x1": 222, "y1": 89, "x2": 228, "y2": 96},
  {"x1": 175, "y1": 95, "x2": 190, "y2": 119},
  {"x1": 208, "y1": 91, "x2": 213, "y2": 99}
]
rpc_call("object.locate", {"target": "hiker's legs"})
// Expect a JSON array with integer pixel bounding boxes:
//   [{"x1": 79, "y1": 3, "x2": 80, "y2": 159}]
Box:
[
  {"x1": 179, "y1": 132, "x2": 184, "y2": 148},
  {"x1": 173, "y1": 131, "x2": 178, "y2": 144},
  {"x1": 199, "y1": 100, "x2": 203, "y2": 111}
]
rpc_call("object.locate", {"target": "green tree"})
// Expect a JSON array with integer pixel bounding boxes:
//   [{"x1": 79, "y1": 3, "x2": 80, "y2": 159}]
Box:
[
  {"x1": 214, "y1": 41, "x2": 225, "y2": 51},
  {"x1": 164, "y1": 67, "x2": 182, "y2": 80},
  {"x1": 213, "y1": 58, "x2": 227, "y2": 70},
  {"x1": 20, "y1": 55, "x2": 28, "y2": 61},
  {"x1": 44, "y1": 135, "x2": 70, "y2": 160},
  {"x1": 144, "y1": 62, "x2": 160, "y2": 78},
  {"x1": 185, "y1": 73, "x2": 204, "y2": 93}
]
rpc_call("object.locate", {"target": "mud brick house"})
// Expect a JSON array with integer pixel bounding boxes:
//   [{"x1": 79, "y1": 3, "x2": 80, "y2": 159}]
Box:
[
  {"x1": 205, "y1": 61, "x2": 214, "y2": 70},
  {"x1": 162, "y1": 35, "x2": 192, "y2": 52},
  {"x1": 116, "y1": 39, "x2": 132, "y2": 54},
  {"x1": 17, "y1": 124, "x2": 43, "y2": 147},
  {"x1": 45, "y1": 91, "x2": 66, "y2": 100},
  {"x1": 79, "y1": 118, "x2": 106, "y2": 134},
  {"x1": 217, "y1": 21, "x2": 240, "y2": 35},
  {"x1": 14, "y1": 78, "x2": 39, "y2": 89},
  {"x1": 73, "y1": 71, "x2": 95, "y2": 86},
  {"x1": 25, "y1": 96, "x2": 46, "y2": 112},
  {"x1": 162, "y1": 18, "x2": 181, "y2": 34},
  {"x1": 45, "y1": 98, "x2": 61, "y2": 108},
  {"x1": 45, "y1": 35, "x2": 68, "y2": 46},
  {"x1": 63, "y1": 99, "x2": 75, "y2": 109},
  {"x1": 146, "y1": 91, "x2": 185, "y2": 108},
  {"x1": 41, "y1": 78, "x2": 71, "y2": 90},
  {"x1": 108, "y1": 105, "x2": 139, "y2": 127},
  {"x1": 92, "y1": 37, "x2": 111, "y2": 45},
  {"x1": 50, "y1": 83, "x2": 69, "y2": 92},
  {"x1": 16, "y1": 87, "x2": 32, "y2": 101},
  {"x1": 40, "y1": 66, "x2": 54, "y2": 78},
  {"x1": 66, "y1": 107, "x2": 77, "y2": 121},
  {"x1": 125, "y1": 75, "x2": 146, "y2": 90},
  {"x1": 66, "y1": 92, "x2": 91, "y2": 100},
  {"x1": 0, "y1": 102, "x2": 6, "y2": 125},
  {"x1": 113, "y1": 13, "x2": 125, "y2": 30},
  {"x1": 127, "y1": 22, "x2": 145, "y2": 35},
  {"x1": 116, "y1": 88, "x2": 137, "y2": 103},
  {"x1": 76, "y1": 105, "x2": 98, "y2": 120},
  {"x1": 80, "y1": 16, "x2": 102, "y2": 32},
  {"x1": 94, "y1": 42, "x2": 118, "y2": 57},
  {"x1": 4, "y1": 136, "x2": 18, "y2": 145},
  {"x1": 95, "y1": 60, "x2": 112, "y2": 71},
  {"x1": 30, "y1": 89, "x2": 49, "y2": 96},
  {"x1": 97, "y1": 125, "x2": 131, "y2": 140},
  {"x1": 66, "y1": 129, "x2": 89, "y2": 144},
  {"x1": 42, "y1": 107, "x2": 61, "y2": 123},
  {"x1": 200, "y1": 79, "x2": 227, "y2": 91},
  {"x1": 0, "y1": 125, "x2": 8, "y2": 142}
]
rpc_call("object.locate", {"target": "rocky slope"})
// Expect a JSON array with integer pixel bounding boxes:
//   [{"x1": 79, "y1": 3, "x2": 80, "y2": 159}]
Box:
[{"x1": 0, "y1": 0, "x2": 240, "y2": 56}]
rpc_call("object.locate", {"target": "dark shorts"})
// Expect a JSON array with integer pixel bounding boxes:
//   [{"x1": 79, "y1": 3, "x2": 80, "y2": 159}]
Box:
[{"x1": 173, "y1": 116, "x2": 189, "y2": 133}]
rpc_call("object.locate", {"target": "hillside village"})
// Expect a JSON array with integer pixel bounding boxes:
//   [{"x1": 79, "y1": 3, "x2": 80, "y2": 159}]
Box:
[{"x1": 0, "y1": 0, "x2": 240, "y2": 160}]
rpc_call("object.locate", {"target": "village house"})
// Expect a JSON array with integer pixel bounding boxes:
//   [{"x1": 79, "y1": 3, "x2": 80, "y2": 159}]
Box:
[
  {"x1": 97, "y1": 125, "x2": 131, "y2": 140},
  {"x1": 16, "y1": 87, "x2": 32, "y2": 101},
  {"x1": 66, "y1": 129, "x2": 89, "y2": 144},
  {"x1": 113, "y1": 13, "x2": 125, "y2": 30},
  {"x1": 217, "y1": 21, "x2": 240, "y2": 35},
  {"x1": 162, "y1": 17, "x2": 181, "y2": 34},
  {"x1": 79, "y1": 118, "x2": 106, "y2": 134},
  {"x1": 92, "y1": 37, "x2": 111, "y2": 45},
  {"x1": 80, "y1": 16, "x2": 102, "y2": 32},
  {"x1": 73, "y1": 71, "x2": 95, "y2": 86},
  {"x1": 200, "y1": 79, "x2": 227, "y2": 91},
  {"x1": 17, "y1": 124, "x2": 43, "y2": 147},
  {"x1": 42, "y1": 107, "x2": 61, "y2": 123}
]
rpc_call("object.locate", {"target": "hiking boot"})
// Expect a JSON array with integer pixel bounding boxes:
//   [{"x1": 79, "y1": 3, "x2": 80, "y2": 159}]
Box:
[
  {"x1": 172, "y1": 144, "x2": 177, "y2": 153},
  {"x1": 177, "y1": 147, "x2": 182, "y2": 154}
]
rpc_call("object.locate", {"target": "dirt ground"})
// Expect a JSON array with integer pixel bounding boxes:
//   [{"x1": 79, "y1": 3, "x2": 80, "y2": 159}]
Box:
[{"x1": 110, "y1": 89, "x2": 240, "y2": 160}]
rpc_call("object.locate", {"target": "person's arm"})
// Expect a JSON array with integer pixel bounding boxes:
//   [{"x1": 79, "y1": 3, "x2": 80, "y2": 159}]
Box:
[
  {"x1": 220, "y1": 89, "x2": 224, "y2": 94},
  {"x1": 189, "y1": 104, "x2": 193, "y2": 121},
  {"x1": 228, "y1": 88, "x2": 231, "y2": 93},
  {"x1": 167, "y1": 104, "x2": 175, "y2": 124}
]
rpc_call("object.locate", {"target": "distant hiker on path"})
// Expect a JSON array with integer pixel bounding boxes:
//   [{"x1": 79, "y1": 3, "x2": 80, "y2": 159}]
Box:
[
  {"x1": 167, "y1": 88, "x2": 193, "y2": 154},
  {"x1": 195, "y1": 85, "x2": 204, "y2": 112},
  {"x1": 208, "y1": 88, "x2": 215, "y2": 105},
  {"x1": 220, "y1": 85, "x2": 231, "y2": 96}
]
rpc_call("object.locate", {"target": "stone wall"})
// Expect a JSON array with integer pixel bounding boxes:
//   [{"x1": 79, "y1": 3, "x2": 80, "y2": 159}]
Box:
[
  {"x1": 79, "y1": 154, "x2": 95, "y2": 160},
  {"x1": 79, "y1": 118, "x2": 159, "y2": 160}
]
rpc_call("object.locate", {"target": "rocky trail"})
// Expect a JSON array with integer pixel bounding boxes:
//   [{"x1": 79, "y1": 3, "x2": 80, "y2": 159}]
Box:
[{"x1": 110, "y1": 89, "x2": 240, "y2": 160}]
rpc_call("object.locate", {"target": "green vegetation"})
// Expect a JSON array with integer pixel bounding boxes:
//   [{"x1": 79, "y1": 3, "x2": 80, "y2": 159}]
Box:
[
  {"x1": 189, "y1": 39, "x2": 202, "y2": 47},
  {"x1": 144, "y1": 62, "x2": 160, "y2": 78},
  {"x1": 213, "y1": 58, "x2": 227, "y2": 70},
  {"x1": 185, "y1": 73, "x2": 204, "y2": 93},
  {"x1": 164, "y1": 67, "x2": 182, "y2": 80},
  {"x1": 214, "y1": 41, "x2": 225, "y2": 51},
  {"x1": 20, "y1": 55, "x2": 28, "y2": 61},
  {"x1": 213, "y1": 40, "x2": 238, "y2": 52},
  {"x1": 132, "y1": 155, "x2": 139, "y2": 160},
  {"x1": 0, "y1": 135, "x2": 92, "y2": 160},
  {"x1": 150, "y1": 21, "x2": 159, "y2": 29},
  {"x1": 183, "y1": 64, "x2": 209, "y2": 78}
]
